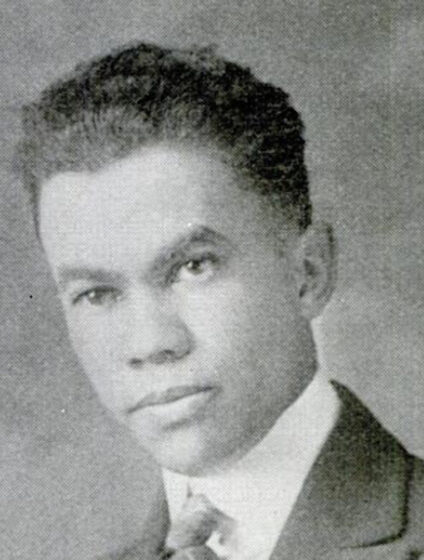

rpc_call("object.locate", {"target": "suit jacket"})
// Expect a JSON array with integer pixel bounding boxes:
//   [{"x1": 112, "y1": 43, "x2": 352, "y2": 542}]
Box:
[{"x1": 101, "y1": 383, "x2": 424, "y2": 560}]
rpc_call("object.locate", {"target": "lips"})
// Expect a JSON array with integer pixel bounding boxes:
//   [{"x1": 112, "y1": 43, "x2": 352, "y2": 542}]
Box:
[{"x1": 127, "y1": 385, "x2": 215, "y2": 414}]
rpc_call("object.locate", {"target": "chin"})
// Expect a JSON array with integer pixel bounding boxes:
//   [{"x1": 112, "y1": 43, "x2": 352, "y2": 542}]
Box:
[
  {"x1": 151, "y1": 445, "x2": 215, "y2": 477},
  {"x1": 146, "y1": 432, "x2": 232, "y2": 477}
]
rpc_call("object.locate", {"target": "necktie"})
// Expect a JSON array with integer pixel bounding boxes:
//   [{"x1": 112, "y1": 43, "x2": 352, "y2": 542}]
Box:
[{"x1": 163, "y1": 494, "x2": 233, "y2": 560}]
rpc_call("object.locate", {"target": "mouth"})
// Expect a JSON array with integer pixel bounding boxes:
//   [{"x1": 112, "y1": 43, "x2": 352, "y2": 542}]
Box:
[{"x1": 127, "y1": 385, "x2": 216, "y2": 415}]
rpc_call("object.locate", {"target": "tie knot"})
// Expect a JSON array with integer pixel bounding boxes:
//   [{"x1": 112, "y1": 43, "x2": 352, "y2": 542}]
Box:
[{"x1": 166, "y1": 494, "x2": 233, "y2": 553}]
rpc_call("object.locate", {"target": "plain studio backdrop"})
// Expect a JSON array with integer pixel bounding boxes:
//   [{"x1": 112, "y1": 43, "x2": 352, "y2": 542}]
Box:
[{"x1": 0, "y1": 1, "x2": 423, "y2": 559}]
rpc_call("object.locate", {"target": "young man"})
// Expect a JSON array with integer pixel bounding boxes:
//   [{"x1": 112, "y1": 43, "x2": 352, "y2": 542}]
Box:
[{"x1": 18, "y1": 42, "x2": 424, "y2": 559}]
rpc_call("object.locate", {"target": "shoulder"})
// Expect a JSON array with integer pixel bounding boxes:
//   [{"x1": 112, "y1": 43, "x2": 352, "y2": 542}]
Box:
[{"x1": 330, "y1": 382, "x2": 424, "y2": 550}]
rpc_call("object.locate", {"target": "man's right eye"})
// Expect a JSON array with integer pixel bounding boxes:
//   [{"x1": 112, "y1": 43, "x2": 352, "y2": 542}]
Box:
[{"x1": 72, "y1": 287, "x2": 121, "y2": 307}]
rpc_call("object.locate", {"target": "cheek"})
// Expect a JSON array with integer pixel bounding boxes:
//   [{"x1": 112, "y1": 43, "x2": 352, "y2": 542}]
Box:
[
  {"x1": 68, "y1": 314, "x2": 110, "y2": 358},
  {"x1": 179, "y1": 273, "x2": 299, "y2": 369},
  {"x1": 179, "y1": 279, "x2": 249, "y2": 347},
  {"x1": 65, "y1": 313, "x2": 122, "y2": 403},
  {"x1": 201, "y1": 260, "x2": 294, "y2": 308}
]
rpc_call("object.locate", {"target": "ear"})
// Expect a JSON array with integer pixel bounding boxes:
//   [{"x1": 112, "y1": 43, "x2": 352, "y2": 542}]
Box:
[{"x1": 293, "y1": 221, "x2": 337, "y2": 320}]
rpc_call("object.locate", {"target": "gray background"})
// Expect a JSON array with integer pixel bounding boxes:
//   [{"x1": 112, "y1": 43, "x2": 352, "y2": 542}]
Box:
[{"x1": 1, "y1": 1, "x2": 423, "y2": 559}]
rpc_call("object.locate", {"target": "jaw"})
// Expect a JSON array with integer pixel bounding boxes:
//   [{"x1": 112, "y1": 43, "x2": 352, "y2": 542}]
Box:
[{"x1": 130, "y1": 418, "x2": 241, "y2": 476}]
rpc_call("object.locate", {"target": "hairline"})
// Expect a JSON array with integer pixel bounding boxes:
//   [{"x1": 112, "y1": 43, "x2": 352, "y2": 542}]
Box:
[{"x1": 19, "y1": 41, "x2": 312, "y2": 236}]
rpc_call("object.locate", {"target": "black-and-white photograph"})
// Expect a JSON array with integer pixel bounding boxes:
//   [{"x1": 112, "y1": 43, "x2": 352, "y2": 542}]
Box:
[{"x1": 1, "y1": 2, "x2": 423, "y2": 559}]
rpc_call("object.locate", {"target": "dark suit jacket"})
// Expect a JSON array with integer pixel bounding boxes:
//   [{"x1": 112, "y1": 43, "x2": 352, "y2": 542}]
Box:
[{"x1": 101, "y1": 383, "x2": 424, "y2": 560}]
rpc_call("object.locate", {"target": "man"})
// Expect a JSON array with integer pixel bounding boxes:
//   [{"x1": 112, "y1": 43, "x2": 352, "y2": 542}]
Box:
[{"x1": 18, "y1": 42, "x2": 424, "y2": 559}]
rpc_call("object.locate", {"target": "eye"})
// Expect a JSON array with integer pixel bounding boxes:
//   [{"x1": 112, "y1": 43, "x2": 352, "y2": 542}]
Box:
[
  {"x1": 72, "y1": 286, "x2": 121, "y2": 307},
  {"x1": 174, "y1": 256, "x2": 218, "y2": 284}
]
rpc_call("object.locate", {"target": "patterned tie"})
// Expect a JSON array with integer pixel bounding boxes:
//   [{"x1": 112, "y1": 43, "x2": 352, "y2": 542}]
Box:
[{"x1": 163, "y1": 494, "x2": 233, "y2": 559}]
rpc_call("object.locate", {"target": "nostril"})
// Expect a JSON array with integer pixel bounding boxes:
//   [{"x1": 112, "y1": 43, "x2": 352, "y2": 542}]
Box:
[
  {"x1": 127, "y1": 324, "x2": 194, "y2": 368},
  {"x1": 150, "y1": 350, "x2": 173, "y2": 365},
  {"x1": 150, "y1": 348, "x2": 189, "y2": 365},
  {"x1": 129, "y1": 348, "x2": 189, "y2": 369}
]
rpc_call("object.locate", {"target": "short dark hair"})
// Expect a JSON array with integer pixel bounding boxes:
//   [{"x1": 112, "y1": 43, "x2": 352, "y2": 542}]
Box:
[{"x1": 17, "y1": 41, "x2": 312, "y2": 230}]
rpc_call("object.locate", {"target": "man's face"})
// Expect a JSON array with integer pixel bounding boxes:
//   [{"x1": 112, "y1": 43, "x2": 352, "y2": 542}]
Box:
[{"x1": 40, "y1": 144, "x2": 315, "y2": 475}]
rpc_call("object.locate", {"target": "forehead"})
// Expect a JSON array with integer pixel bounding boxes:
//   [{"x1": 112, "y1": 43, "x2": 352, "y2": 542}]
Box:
[{"x1": 39, "y1": 144, "x2": 283, "y2": 270}]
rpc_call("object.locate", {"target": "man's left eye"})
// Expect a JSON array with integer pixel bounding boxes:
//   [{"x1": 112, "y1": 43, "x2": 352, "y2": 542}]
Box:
[{"x1": 174, "y1": 257, "x2": 217, "y2": 283}]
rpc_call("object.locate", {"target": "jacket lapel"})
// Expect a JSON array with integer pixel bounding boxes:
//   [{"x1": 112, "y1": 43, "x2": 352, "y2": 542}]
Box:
[{"x1": 270, "y1": 382, "x2": 411, "y2": 559}]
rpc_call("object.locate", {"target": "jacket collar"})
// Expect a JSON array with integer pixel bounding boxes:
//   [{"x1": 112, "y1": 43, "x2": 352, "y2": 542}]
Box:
[{"x1": 270, "y1": 382, "x2": 412, "y2": 559}]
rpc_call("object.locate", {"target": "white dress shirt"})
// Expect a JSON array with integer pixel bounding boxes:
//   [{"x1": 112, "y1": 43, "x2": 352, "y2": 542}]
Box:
[{"x1": 164, "y1": 374, "x2": 340, "y2": 560}]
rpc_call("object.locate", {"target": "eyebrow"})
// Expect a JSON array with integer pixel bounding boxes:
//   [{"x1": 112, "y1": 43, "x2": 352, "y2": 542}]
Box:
[
  {"x1": 152, "y1": 225, "x2": 231, "y2": 267},
  {"x1": 57, "y1": 267, "x2": 125, "y2": 291},
  {"x1": 57, "y1": 225, "x2": 232, "y2": 290}
]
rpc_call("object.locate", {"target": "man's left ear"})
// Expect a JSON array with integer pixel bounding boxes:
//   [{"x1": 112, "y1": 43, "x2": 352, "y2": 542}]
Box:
[{"x1": 293, "y1": 221, "x2": 337, "y2": 320}]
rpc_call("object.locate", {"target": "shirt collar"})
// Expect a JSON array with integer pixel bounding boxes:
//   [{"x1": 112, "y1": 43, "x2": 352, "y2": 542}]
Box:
[{"x1": 164, "y1": 374, "x2": 340, "y2": 559}]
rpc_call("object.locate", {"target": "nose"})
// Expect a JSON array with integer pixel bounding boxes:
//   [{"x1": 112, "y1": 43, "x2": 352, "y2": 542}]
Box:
[{"x1": 125, "y1": 289, "x2": 194, "y2": 369}]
